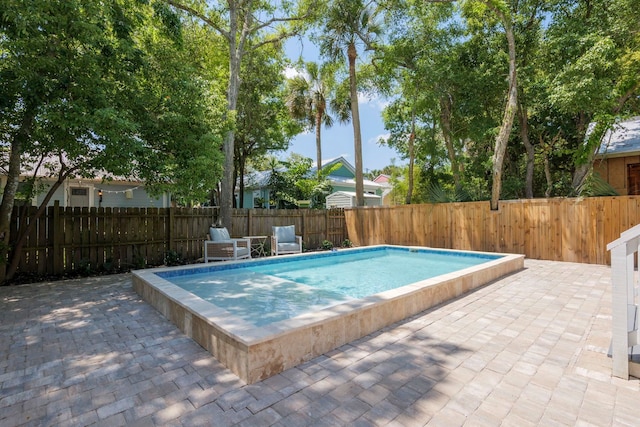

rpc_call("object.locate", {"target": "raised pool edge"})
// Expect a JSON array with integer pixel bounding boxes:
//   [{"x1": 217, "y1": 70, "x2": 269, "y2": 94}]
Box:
[{"x1": 132, "y1": 245, "x2": 525, "y2": 384}]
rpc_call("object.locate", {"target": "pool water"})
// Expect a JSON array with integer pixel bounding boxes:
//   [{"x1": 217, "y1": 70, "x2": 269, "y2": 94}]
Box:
[{"x1": 166, "y1": 247, "x2": 500, "y2": 327}]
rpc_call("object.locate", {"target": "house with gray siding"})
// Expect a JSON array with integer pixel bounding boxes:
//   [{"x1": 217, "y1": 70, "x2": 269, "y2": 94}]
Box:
[{"x1": 238, "y1": 156, "x2": 384, "y2": 208}]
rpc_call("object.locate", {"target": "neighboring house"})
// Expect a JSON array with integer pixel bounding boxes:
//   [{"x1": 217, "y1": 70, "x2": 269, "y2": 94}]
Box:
[
  {"x1": 373, "y1": 174, "x2": 394, "y2": 206},
  {"x1": 3, "y1": 175, "x2": 170, "y2": 209},
  {"x1": 593, "y1": 116, "x2": 640, "y2": 195},
  {"x1": 325, "y1": 191, "x2": 381, "y2": 208},
  {"x1": 238, "y1": 156, "x2": 385, "y2": 208}
]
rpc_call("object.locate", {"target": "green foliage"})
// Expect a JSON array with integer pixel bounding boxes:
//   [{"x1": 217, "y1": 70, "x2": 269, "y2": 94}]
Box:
[
  {"x1": 0, "y1": 0, "x2": 227, "y2": 203},
  {"x1": 425, "y1": 182, "x2": 473, "y2": 204},
  {"x1": 266, "y1": 154, "x2": 337, "y2": 208},
  {"x1": 77, "y1": 259, "x2": 93, "y2": 277},
  {"x1": 341, "y1": 239, "x2": 353, "y2": 248},
  {"x1": 321, "y1": 240, "x2": 334, "y2": 250},
  {"x1": 309, "y1": 180, "x2": 333, "y2": 209},
  {"x1": 234, "y1": 41, "x2": 301, "y2": 207},
  {"x1": 163, "y1": 250, "x2": 184, "y2": 266},
  {"x1": 371, "y1": 0, "x2": 640, "y2": 201},
  {"x1": 267, "y1": 155, "x2": 313, "y2": 208},
  {"x1": 577, "y1": 172, "x2": 619, "y2": 197}
]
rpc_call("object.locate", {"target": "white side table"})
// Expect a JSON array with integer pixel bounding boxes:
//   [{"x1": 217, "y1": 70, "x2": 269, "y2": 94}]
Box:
[{"x1": 243, "y1": 235, "x2": 268, "y2": 258}]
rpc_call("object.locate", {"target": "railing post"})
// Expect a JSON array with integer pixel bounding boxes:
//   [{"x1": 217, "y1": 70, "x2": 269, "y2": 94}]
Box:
[{"x1": 611, "y1": 243, "x2": 630, "y2": 379}]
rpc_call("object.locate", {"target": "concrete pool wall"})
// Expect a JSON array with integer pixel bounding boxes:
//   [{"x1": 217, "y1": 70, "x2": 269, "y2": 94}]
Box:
[{"x1": 132, "y1": 246, "x2": 524, "y2": 384}]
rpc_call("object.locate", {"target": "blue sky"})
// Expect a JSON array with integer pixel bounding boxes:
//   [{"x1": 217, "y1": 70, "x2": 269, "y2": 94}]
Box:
[{"x1": 280, "y1": 39, "x2": 405, "y2": 173}]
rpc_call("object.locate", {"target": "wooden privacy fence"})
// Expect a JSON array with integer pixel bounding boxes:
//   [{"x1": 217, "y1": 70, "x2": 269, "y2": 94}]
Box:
[
  {"x1": 344, "y1": 196, "x2": 640, "y2": 265},
  {"x1": 232, "y1": 208, "x2": 347, "y2": 250},
  {"x1": 13, "y1": 205, "x2": 218, "y2": 276},
  {"x1": 15, "y1": 195, "x2": 636, "y2": 276},
  {"x1": 11, "y1": 206, "x2": 346, "y2": 276}
]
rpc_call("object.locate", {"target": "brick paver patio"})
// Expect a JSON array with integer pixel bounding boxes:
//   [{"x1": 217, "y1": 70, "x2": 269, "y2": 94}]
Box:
[{"x1": 1, "y1": 259, "x2": 639, "y2": 426}]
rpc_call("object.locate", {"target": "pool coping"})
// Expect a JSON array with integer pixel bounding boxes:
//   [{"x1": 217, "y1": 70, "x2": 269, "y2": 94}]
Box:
[{"x1": 132, "y1": 245, "x2": 524, "y2": 384}]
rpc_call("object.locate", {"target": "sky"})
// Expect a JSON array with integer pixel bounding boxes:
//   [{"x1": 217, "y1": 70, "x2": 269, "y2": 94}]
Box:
[{"x1": 280, "y1": 39, "x2": 405, "y2": 173}]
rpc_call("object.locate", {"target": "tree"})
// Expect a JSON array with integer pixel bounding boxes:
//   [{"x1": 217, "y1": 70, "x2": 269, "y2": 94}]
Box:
[
  {"x1": 167, "y1": 0, "x2": 315, "y2": 229},
  {"x1": 286, "y1": 61, "x2": 338, "y2": 177},
  {"x1": 267, "y1": 154, "x2": 313, "y2": 208},
  {"x1": 539, "y1": 0, "x2": 640, "y2": 192},
  {"x1": 235, "y1": 44, "x2": 301, "y2": 207},
  {"x1": 319, "y1": 0, "x2": 381, "y2": 207},
  {"x1": 0, "y1": 1, "x2": 225, "y2": 282}
]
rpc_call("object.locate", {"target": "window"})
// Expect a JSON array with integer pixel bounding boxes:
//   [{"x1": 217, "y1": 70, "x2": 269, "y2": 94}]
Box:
[{"x1": 71, "y1": 188, "x2": 88, "y2": 196}]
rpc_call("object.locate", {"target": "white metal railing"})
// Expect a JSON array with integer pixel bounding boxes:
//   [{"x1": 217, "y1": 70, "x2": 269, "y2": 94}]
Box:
[{"x1": 607, "y1": 223, "x2": 640, "y2": 379}]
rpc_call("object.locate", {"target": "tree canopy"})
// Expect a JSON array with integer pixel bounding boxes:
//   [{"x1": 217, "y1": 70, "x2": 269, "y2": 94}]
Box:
[
  {"x1": 2, "y1": 0, "x2": 639, "y2": 282},
  {"x1": 0, "y1": 0, "x2": 227, "y2": 280}
]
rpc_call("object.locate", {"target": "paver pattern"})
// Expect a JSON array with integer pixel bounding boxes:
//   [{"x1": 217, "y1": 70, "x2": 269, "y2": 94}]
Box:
[{"x1": 1, "y1": 259, "x2": 638, "y2": 426}]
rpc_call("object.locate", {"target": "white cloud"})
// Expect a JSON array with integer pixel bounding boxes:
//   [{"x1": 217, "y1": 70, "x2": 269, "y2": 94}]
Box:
[
  {"x1": 369, "y1": 133, "x2": 390, "y2": 145},
  {"x1": 359, "y1": 93, "x2": 390, "y2": 111},
  {"x1": 283, "y1": 67, "x2": 304, "y2": 79}
]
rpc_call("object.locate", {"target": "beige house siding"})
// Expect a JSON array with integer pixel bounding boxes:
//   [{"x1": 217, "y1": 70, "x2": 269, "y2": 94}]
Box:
[{"x1": 593, "y1": 155, "x2": 640, "y2": 195}]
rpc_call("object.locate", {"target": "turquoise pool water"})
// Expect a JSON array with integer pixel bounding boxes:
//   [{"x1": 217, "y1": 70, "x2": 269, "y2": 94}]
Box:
[{"x1": 161, "y1": 247, "x2": 501, "y2": 327}]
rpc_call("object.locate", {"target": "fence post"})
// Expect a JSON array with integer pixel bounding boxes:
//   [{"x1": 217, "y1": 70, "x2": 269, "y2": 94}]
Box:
[
  {"x1": 52, "y1": 200, "x2": 62, "y2": 275},
  {"x1": 248, "y1": 209, "x2": 253, "y2": 236},
  {"x1": 301, "y1": 210, "x2": 307, "y2": 246},
  {"x1": 168, "y1": 207, "x2": 175, "y2": 252},
  {"x1": 325, "y1": 209, "x2": 330, "y2": 244}
]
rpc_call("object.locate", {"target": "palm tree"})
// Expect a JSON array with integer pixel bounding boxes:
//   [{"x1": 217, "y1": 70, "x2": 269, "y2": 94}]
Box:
[
  {"x1": 286, "y1": 62, "x2": 338, "y2": 178},
  {"x1": 320, "y1": 0, "x2": 380, "y2": 206}
]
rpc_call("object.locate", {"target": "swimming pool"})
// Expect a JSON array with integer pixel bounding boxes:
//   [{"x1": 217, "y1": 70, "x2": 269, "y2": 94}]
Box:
[
  {"x1": 161, "y1": 247, "x2": 502, "y2": 327},
  {"x1": 133, "y1": 245, "x2": 524, "y2": 384}
]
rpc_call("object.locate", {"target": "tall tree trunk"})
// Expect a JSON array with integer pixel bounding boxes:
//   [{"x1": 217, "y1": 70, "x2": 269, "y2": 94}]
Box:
[
  {"x1": 544, "y1": 152, "x2": 553, "y2": 198},
  {"x1": 406, "y1": 104, "x2": 416, "y2": 205},
  {"x1": 347, "y1": 42, "x2": 365, "y2": 207},
  {"x1": 5, "y1": 169, "x2": 72, "y2": 281},
  {"x1": 315, "y1": 108, "x2": 323, "y2": 178},
  {"x1": 489, "y1": 5, "x2": 518, "y2": 211},
  {"x1": 0, "y1": 109, "x2": 35, "y2": 283},
  {"x1": 571, "y1": 112, "x2": 591, "y2": 191},
  {"x1": 236, "y1": 160, "x2": 244, "y2": 208},
  {"x1": 439, "y1": 94, "x2": 461, "y2": 192},
  {"x1": 518, "y1": 101, "x2": 534, "y2": 198},
  {"x1": 219, "y1": 2, "x2": 249, "y2": 230}
]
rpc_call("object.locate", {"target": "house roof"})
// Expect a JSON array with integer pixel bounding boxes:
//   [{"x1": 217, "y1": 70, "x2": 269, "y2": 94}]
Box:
[
  {"x1": 309, "y1": 156, "x2": 355, "y2": 176},
  {"x1": 8, "y1": 153, "x2": 142, "y2": 184},
  {"x1": 242, "y1": 169, "x2": 274, "y2": 188},
  {"x1": 373, "y1": 174, "x2": 391, "y2": 184},
  {"x1": 241, "y1": 156, "x2": 383, "y2": 190},
  {"x1": 326, "y1": 191, "x2": 381, "y2": 200},
  {"x1": 596, "y1": 116, "x2": 640, "y2": 158}
]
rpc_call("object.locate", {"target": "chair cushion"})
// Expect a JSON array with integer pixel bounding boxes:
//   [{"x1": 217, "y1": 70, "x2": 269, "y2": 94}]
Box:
[
  {"x1": 278, "y1": 242, "x2": 300, "y2": 253},
  {"x1": 274, "y1": 225, "x2": 295, "y2": 243},
  {"x1": 236, "y1": 247, "x2": 249, "y2": 257},
  {"x1": 210, "y1": 227, "x2": 230, "y2": 241}
]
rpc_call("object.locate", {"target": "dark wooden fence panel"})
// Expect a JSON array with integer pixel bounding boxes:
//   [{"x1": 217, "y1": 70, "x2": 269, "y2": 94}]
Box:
[
  {"x1": 231, "y1": 208, "x2": 347, "y2": 250},
  {"x1": 10, "y1": 206, "x2": 346, "y2": 276}
]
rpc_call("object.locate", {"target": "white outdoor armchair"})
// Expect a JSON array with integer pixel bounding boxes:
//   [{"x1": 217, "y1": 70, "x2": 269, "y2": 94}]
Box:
[
  {"x1": 271, "y1": 225, "x2": 303, "y2": 256},
  {"x1": 204, "y1": 227, "x2": 251, "y2": 262}
]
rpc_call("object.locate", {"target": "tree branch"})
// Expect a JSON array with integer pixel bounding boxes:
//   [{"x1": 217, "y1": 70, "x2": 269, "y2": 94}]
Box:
[
  {"x1": 166, "y1": 0, "x2": 231, "y2": 40},
  {"x1": 614, "y1": 81, "x2": 640, "y2": 114},
  {"x1": 246, "y1": 3, "x2": 316, "y2": 51}
]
